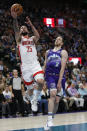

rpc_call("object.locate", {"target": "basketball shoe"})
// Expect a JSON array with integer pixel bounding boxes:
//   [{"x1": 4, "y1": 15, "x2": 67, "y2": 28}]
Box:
[{"x1": 44, "y1": 118, "x2": 53, "y2": 130}]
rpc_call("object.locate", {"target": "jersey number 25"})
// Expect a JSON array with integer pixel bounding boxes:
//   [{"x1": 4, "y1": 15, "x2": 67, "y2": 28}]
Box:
[{"x1": 26, "y1": 46, "x2": 32, "y2": 52}]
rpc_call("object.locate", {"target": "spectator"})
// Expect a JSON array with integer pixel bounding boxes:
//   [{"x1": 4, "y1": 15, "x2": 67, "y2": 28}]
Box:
[
  {"x1": 3, "y1": 65, "x2": 9, "y2": 77},
  {"x1": 82, "y1": 79, "x2": 87, "y2": 89},
  {"x1": 0, "y1": 60, "x2": 4, "y2": 72},
  {"x1": 65, "y1": 80, "x2": 72, "y2": 89},
  {"x1": 23, "y1": 89, "x2": 33, "y2": 115},
  {"x1": 0, "y1": 42, "x2": 4, "y2": 59},
  {"x1": 9, "y1": 48, "x2": 17, "y2": 69},
  {"x1": 78, "y1": 83, "x2": 87, "y2": 110},
  {"x1": 71, "y1": 75, "x2": 78, "y2": 89},
  {"x1": 0, "y1": 72, "x2": 5, "y2": 90},
  {"x1": 72, "y1": 65, "x2": 80, "y2": 76},
  {"x1": 0, "y1": 88, "x2": 5, "y2": 118},
  {"x1": 2, "y1": 85, "x2": 12, "y2": 117},
  {"x1": 78, "y1": 83, "x2": 87, "y2": 97},
  {"x1": 6, "y1": 73, "x2": 11, "y2": 85},
  {"x1": 59, "y1": 88, "x2": 75, "y2": 112},
  {"x1": 67, "y1": 82, "x2": 84, "y2": 108}
]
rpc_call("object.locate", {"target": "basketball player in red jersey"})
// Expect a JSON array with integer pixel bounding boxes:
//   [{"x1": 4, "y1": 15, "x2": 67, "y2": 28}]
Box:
[{"x1": 11, "y1": 10, "x2": 44, "y2": 112}]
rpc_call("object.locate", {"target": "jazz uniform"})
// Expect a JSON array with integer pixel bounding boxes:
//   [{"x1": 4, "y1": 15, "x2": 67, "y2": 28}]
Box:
[{"x1": 45, "y1": 49, "x2": 66, "y2": 95}]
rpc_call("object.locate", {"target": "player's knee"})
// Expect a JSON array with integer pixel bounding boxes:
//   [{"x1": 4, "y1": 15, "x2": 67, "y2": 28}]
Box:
[
  {"x1": 27, "y1": 88, "x2": 34, "y2": 96},
  {"x1": 50, "y1": 90, "x2": 57, "y2": 97},
  {"x1": 36, "y1": 79, "x2": 44, "y2": 91}
]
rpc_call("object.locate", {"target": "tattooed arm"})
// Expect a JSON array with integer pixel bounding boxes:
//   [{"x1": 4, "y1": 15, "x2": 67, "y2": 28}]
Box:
[
  {"x1": 25, "y1": 16, "x2": 40, "y2": 43},
  {"x1": 11, "y1": 11, "x2": 21, "y2": 46}
]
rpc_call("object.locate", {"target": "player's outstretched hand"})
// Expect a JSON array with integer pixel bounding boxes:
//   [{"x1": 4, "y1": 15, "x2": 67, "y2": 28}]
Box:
[
  {"x1": 25, "y1": 16, "x2": 32, "y2": 26},
  {"x1": 11, "y1": 10, "x2": 17, "y2": 19}
]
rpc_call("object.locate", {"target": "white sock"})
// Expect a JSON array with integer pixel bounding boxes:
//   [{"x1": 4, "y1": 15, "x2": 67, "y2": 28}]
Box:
[{"x1": 48, "y1": 112, "x2": 53, "y2": 121}]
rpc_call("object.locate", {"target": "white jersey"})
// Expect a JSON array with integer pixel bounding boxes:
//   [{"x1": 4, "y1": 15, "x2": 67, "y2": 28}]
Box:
[{"x1": 18, "y1": 36, "x2": 39, "y2": 66}]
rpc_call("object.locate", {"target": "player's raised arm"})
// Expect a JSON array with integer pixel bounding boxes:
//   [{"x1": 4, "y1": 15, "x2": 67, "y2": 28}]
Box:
[
  {"x1": 57, "y1": 50, "x2": 68, "y2": 91},
  {"x1": 11, "y1": 11, "x2": 21, "y2": 46},
  {"x1": 25, "y1": 16, "x2": 40, "y2": 43}
]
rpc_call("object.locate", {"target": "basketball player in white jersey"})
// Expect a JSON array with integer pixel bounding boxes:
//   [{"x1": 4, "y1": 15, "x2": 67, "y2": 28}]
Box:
[{"x1": 11, "y1": 10, "x2": 44, "y2": 112}]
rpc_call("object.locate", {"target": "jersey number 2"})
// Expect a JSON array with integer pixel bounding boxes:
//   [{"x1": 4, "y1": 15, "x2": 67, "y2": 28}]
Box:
[{"x1": 26, "y1": 46, "x2": 32, "y2": 52}]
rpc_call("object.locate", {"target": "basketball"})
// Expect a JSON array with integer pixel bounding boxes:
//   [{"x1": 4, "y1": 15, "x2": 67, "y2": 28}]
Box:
[{"x1": 11, "y1": 3, "x2": 23, "y2": 16}]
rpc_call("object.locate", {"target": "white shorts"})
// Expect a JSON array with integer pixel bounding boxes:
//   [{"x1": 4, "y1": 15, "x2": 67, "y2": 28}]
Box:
[{"x1": 21, "y1": 63, "x2": 44, "y2": 86}]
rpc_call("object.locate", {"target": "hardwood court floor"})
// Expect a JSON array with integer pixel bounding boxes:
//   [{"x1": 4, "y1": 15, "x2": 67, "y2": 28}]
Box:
[{"x1": 0, "y1": 112, "x2": 87, "y2": 131}]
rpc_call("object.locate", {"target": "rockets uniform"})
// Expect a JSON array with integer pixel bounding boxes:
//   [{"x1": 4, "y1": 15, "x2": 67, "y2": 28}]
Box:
[{"x1": 18, "y1": 36, "x2": 44, "y2": 87}]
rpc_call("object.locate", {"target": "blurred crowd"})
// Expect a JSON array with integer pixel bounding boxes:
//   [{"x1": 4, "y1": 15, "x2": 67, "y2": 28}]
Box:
[{"x1": 0, "y1": 3, "x2": 87, "y2": 118}]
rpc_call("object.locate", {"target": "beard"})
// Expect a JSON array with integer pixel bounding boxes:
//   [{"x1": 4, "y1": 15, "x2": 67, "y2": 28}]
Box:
[
  {"x1": 21, "y1": 32, "x2": 28, "y2": 36},
  {"x1": 55, "y1": 42, "x2": 63, "y2": 47},
  {"x1": 55, "y1": 43, "x2": 60, "y2": 46}
]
